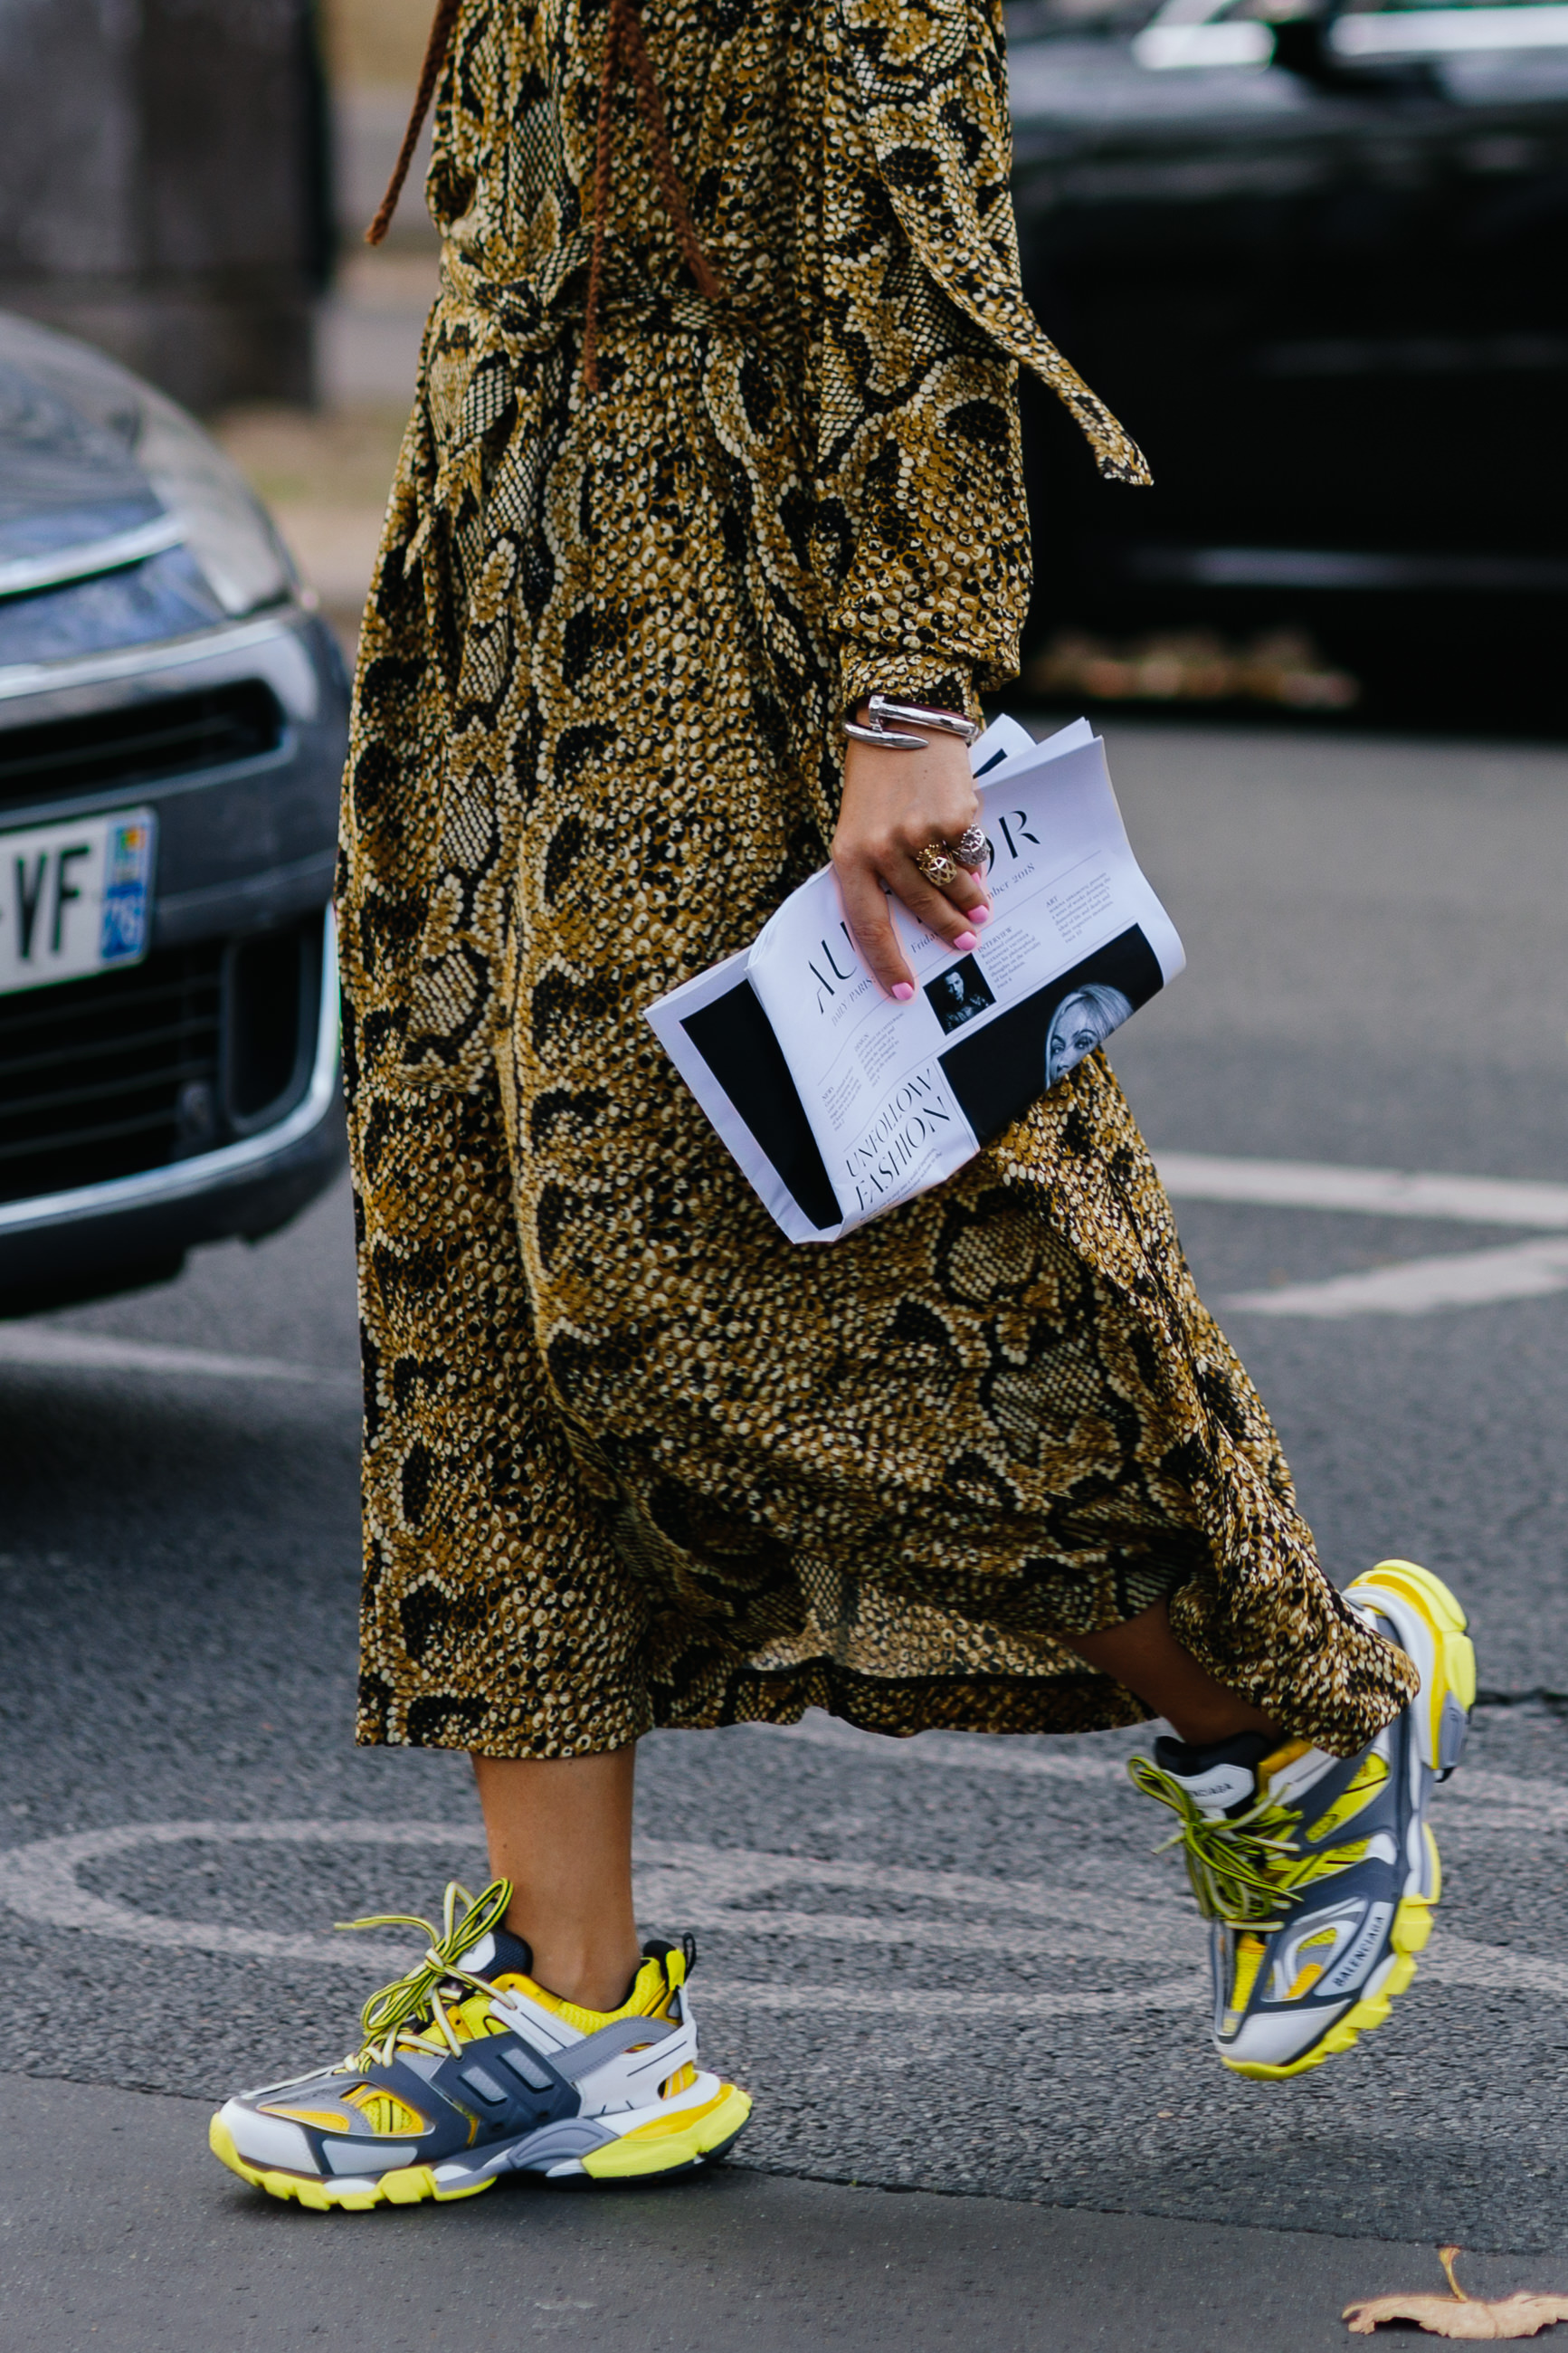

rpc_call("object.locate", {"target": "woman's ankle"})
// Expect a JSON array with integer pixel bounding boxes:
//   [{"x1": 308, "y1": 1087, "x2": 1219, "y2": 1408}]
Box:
[
  {"x1": 1064, "y1": 1598, "x2": 1282, "y2": 1749},
  {"x1": 471, "y1": 1743, "x2": 643, "y2": 2013},
  {"x1": 510, "y1": 1921, "x2": 646, "y2": 2014},
  {"x1": 1158, "y1": 1701, "x2": 1281, "y2": 1750}
]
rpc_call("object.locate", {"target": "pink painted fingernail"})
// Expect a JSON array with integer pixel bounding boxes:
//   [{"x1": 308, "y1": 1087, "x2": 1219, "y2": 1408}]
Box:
[
  {"x1": 891, "y1": 982, "x2": 915, "y2": 1002},
  {"x1": 953, "y1": 931, "x2": 978, "y2": 953},
  {"x1": 965, "y1": 905, "x2": 991, "y2": 926}
]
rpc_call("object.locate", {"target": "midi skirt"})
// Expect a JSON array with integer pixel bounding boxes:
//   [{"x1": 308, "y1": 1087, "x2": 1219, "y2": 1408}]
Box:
[{"x1": 340, "y1": 273, "x2": 1415, "y2": 1764}]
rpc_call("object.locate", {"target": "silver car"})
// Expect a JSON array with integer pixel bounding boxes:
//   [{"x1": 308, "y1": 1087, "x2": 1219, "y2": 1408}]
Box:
[{"x1": 0, "y1": 310, "x2": 347, "y2": 1312}]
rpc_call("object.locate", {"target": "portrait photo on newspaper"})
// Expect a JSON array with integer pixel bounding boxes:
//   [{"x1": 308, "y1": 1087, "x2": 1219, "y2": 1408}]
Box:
[{"x1": 936, "y1": 926, "x2": 1161, "y2": 1145}]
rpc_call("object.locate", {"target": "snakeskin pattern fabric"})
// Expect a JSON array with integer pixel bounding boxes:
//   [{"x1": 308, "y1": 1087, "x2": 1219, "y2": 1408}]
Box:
[{"x1": 341, "y1": 0, "x2": 1417, "y2": 1760}]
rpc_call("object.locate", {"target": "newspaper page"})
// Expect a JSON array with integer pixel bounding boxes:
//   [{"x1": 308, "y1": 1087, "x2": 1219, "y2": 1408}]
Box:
[{"x1": 646, "y1": 717, "x2": 1183, "y2": 1243}]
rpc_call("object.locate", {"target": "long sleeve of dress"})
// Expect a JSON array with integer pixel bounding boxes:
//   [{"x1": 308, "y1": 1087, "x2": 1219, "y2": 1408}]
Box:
[{"x1": 813, "y1": 0, "x2": 1147, "y2": 717}]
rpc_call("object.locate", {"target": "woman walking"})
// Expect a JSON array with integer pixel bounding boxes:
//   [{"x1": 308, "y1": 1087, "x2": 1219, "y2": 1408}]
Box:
[{"x1": 211, "y1": 0, "x2": 1474, "y2": 2208}]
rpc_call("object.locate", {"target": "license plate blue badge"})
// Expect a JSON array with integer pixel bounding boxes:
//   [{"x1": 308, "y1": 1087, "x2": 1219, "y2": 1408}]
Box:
[{"x1": 99, "y1": 816, "x2": 156, "y2": 965}]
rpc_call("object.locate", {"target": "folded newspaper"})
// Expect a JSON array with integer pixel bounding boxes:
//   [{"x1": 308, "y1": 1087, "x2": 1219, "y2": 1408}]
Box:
[{"x1": 646, "y1": 715, "x2": 1184, "y2": 1243}]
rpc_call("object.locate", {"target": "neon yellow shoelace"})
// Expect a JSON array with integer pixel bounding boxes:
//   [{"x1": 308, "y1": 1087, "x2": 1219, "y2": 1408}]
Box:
[
  {"x1": 335, "y1": 1877, "x2": 515, "y2": 2070},
  {"x1": 1127, "y1": 1758, "x2": 1299, "y2": 1928}
]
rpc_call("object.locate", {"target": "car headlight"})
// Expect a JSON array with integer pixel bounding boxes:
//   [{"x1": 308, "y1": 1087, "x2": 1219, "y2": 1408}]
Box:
[{"x1": 132, "y1": 384, "x2": 297, "y2": 619}]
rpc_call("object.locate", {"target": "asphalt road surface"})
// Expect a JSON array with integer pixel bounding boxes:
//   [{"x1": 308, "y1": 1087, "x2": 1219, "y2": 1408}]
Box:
[{"x1": 5, "y1": 716, "x2": 1568, "y2": 2349}]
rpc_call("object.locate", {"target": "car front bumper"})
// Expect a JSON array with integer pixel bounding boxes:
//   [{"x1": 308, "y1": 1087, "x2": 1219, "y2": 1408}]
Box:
[{"x1": 0, "y1": 903, "x2": 346, "y2": 1308}]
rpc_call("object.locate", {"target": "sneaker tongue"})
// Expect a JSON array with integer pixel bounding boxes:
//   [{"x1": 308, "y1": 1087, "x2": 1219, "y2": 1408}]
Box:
[
  {"x1": 1153, "y1": 1729, "x2": 1274, "y2": 1818},
  {"x1": 453, "y1": 1924, "x2": 536, "y2": 1982}
]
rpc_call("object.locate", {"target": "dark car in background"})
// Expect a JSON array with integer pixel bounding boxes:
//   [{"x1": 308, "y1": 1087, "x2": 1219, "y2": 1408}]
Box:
[
  {"x1": 0, "y1": 310, "x2": 347, "y2": 1314},
  {"x1": 1007, "y1": 0, "x2": 1568, "y2": 720}
]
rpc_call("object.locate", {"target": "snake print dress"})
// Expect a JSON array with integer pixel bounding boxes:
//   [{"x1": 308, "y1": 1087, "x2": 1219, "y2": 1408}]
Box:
[{"x1": 340, "y1": 0, "x2": 1415, "y2": 1760}]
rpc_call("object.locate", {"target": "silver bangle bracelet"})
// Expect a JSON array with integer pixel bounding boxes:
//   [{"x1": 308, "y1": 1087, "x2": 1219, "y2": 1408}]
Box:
[{"x1": 842, "y1": 692, "x2": 981, "y2": 752}]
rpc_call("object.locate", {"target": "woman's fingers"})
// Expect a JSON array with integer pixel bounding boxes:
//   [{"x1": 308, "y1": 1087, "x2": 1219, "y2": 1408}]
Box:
[
  {"x1": 832, "y1": 727, "x2": 994, "y2": 998},
  {"x1": 889, "y1": 853, "x2": 988, "y2": 947},
  {"x1": 835, "y1": 847, "x2": 993, "y2": 1000},
  {"x1": 836, "y1": 856, "x2": 914, "y2": 996},
  {"x1": 916, "y1": 847, "x2": 992, "y2": 921}
]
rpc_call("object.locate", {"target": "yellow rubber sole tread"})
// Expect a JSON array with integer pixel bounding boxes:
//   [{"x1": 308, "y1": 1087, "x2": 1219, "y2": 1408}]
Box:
[
  {"x1": 1367, "y1": 1558, "x2": 1469, "y2": 1635},
  {"x1": 209, "y1": 2114, "x2": 493, "y2": 2212},
  {"x1": 1360, "y1": 1559, "x2": 1478, "y2": 1715},
  {"x1": 1221, "y1": 1895, "x2": 1432, "y2": 2080},
  {"x1": 579, "y1": 2085, "x2": 753, "y2": 2180}
]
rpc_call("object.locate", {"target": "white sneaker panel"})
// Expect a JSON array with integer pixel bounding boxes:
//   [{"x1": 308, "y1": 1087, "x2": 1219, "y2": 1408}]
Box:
[
  {"x1": 488, "y1": 1985, "x2": 593, "y2": 2053},
  {"x1": 1406, "y1": 1813, "x2": 1425, "y2": 1882},
  {"x1": 1224, "y1": 2000, "x2": 1352, "y2": 2066},
  {"x1": 594, "y1": 2067, "x2": 728, "y2": 2142},
  {"x1": 1354, "y1": 1587, "x2": 1440, "y2": 1765},
  {"x1": 323, "y1": 2137, "x2": 416, "y2": 2174},
  {"x1": 571, "y1": 2034, "x2": 698, "y2": 2111},
  {"x1": 1183, "y1": 1762, "x2": 1260, "y2": 1815},
  {"x1": 221, "y1": 2103, "x2": 320, "y2": 2175},
  {"x1": 1267, "y1": 1747, "x2": 1339, "y2": 1807}
]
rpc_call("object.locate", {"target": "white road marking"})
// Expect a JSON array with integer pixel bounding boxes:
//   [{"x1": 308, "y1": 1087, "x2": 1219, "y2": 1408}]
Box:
[
  {"x1": 2, "y1": 1799, "x2": 1563, "y2": 2013},
  {"x1": 1224, "y1": 1237, "x2": 1568, "y2": 1318},
  {"x1": 4, "y1": 1157, "x2": 1562, "y2": 1381},
  {"x1": 0, "y1": 1325, "x2": 356, "y2": 1386},
  {"x1": 632, "y1": 1836, "x2": 1185, "y2": 1936},
  {"x1": 1151, "y1": 1151, "x2": 1568, "y2": 1316},
  {"x1": 1156, "y1": 1152, "x2": 1568, "y2": 1231},
  {"x1": 752, "y1": 1721, "x2": 1568, "y2": 1833},
  {"x1": 698, "y1": 1977, "x2": 1204, "y2": 2021},
  {"x1": 746, "y1": 1712, "x2": 1129, "y2": 1785},
  {"x1": 0, "y1": 1819, "x2": 468, "y2": 1967}
]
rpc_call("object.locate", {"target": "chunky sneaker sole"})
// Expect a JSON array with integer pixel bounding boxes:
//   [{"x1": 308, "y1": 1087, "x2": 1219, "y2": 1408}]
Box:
[
  {"x1": 1240, "y1": 1558, "x2": 1477, "y2": 2082},
  {"x1": 209, "y1": 2077, "x2": 752, "y2": 2212},
  {"x1": 210, "y1": 1881, "x2": 751, "y2": 2212},
  {"x1": 1132, "y1": 1560, "x2": 1475, "y2": 2082}
]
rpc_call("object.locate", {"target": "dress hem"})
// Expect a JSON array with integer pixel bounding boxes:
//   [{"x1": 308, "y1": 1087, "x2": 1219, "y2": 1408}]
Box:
[{"x1": 354, "y1": 1661, "x2": 1155, "y2": 1759}]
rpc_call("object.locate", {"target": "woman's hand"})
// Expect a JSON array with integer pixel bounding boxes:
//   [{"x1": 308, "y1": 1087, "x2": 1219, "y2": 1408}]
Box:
[{"x1": 831, "y1": 713, "x2": 993, "y2": 999}]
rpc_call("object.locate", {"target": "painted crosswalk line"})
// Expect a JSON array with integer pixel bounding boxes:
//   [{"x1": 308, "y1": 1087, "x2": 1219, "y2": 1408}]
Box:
[
  {"x1": 1, "y1": 1741, "x2": 1561, "y2": 2013},
  {"x1": 1224, "y1": 1235, "x2": 1568, "y2": 1317},
  {"x1": 1155, "y1": 1151, "x2": 1568, "y2": 1230}
]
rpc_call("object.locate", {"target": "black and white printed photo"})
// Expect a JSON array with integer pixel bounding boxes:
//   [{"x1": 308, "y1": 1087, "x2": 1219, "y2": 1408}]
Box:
[
  {"x1": 924, "y1": 954, "x2": 996, "y2": 1037},
  {"x1": 1044, "y1": 983, "x2": 1135, "y2": 1088},
  {"x1": 937, "y1": 925, "x2": 1163, "y2": 1145}
]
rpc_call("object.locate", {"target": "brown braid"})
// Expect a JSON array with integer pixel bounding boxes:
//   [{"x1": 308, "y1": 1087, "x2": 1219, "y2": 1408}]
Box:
[
  {"x1": 582, "y1": 0, "x2": 626, "y2": 397},
  {"x1": 620, "y1": 7, "x2": 725, "y2": 296},
  {"x1": 369, "y1": 0, "x2": 724, "y2": 381},
  {"x1": 365, "y1": 0, "x2": 463, "y2": 244},
  {"x1": 584, "y1": 0, "x2": 727, "y2": 393}
]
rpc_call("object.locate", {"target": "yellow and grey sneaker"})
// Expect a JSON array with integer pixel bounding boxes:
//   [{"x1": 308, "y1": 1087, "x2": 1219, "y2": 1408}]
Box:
[
  {"x1": 1130, "y1": 1560, "x2": 1475, "y2": 2081},
  {"x1": 210, "y1": 1881, "x2": 751, "y2": 2210}
]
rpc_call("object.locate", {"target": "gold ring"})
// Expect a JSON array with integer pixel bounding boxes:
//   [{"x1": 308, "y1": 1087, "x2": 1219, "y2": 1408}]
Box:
[{"x1": 913, "y1": 843, "x2": 959, "y2": 889}]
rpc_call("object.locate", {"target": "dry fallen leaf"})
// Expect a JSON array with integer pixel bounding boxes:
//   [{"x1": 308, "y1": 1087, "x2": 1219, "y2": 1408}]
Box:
[{"x1": 1345, "y1": 2246, "x2": 1568, "y2": 2339}]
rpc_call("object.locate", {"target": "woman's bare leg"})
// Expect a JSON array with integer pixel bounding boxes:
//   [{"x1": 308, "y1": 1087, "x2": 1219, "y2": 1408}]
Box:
[
  {"x1": 468, "y1": 1608, "x2": 1269, "y2": 2014},
  {"x1": 1063, "y1": 1596, "x2": 1282, "y2": 1747},
  {"x1": 470, "y1": 1744, "x2": 643, "y2": 2012}
]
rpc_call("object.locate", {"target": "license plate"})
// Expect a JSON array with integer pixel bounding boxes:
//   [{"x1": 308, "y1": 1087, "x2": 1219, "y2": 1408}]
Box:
[{"x1": 0, "y1": 809, "x2": 157, "y2": 996}]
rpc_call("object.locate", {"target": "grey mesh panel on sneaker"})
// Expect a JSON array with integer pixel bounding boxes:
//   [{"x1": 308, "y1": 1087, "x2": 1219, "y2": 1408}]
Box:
[
  {"x1": 1130, "y1": 1560, "x2": 1475, "y2": 2081},
  {"x1": 209, "y1": 1887, "x2": 751, "y2": 2210}
]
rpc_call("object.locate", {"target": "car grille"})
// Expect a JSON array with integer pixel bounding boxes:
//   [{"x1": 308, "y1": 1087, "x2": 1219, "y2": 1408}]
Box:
[
  {"x1": 0, "y1": 683, "x2": 283, "y2": 812},
  {"x1": 0, "y1": 911, "x2": 319, "y2": 1205}
]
